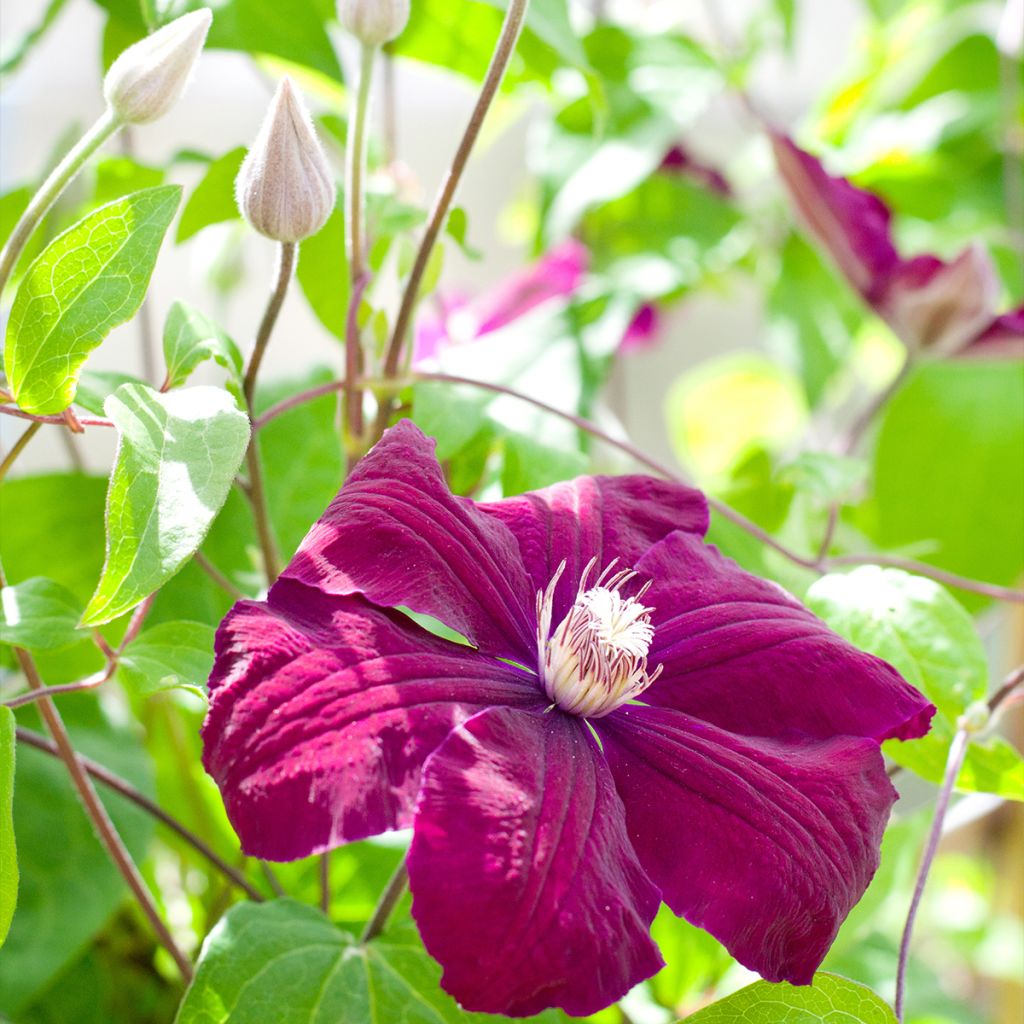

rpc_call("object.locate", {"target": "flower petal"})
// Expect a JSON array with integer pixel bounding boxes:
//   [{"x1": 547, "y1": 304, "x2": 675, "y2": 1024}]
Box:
[
  {"x1": 202, "y1": 580, "x2": 542, "y2": 860},
  {"x1": 639, "y1": 532, "x2": 934, "y2": 743},
  {"x1": 479, "y1": 475, "x2": 708, "y2": 625},
  {"x1": 597, "y1": 704, "x2": 895, "y2": 984},
  {"x1": 281, "y1": 420, "x2": 537, "y2": 661},
  {"x1": 408, "y1": 706, "x2": 663, "y2": 1017},
  {"x1": 965, "y1": 304, "x2": 1024, "y2": 359},
  {"x1": 771, "y1": 133, "x2": 899, "y2": 301}
]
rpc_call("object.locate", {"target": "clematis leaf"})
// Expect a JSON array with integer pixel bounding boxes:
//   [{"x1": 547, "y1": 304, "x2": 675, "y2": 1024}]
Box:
[
  {"x1": 3, "y1": 185, "x2": 181, "y2": 414},
  {"x1": 82, "y1": 384, "x2": 250, "y2": 626},
  {"x1": 176, "y1": 147, "x2": 245, "y2": 243},
  {"x1": 177, "y1": 898, "x2": 555, "y2": 1023},
  {"x1": 685, "y1": 972, "x2": 897, "y2": 1022},
  {"x1": 295, "y1": 207, "x2": 349, "y2": 340},
  {"x1": 161, "y1": 301, "x2": 243, "y2": 391},
  {"x1": 0, "y1": 707, "x2": 16, "y2": 950},
  {"x1": 116, "y1": 621, "x2": 215, "y2": 699},
  {"x1": 0, "y1": 578, "x2": 86, "y2": 651},
  {"x1": 0, "y1": 700, "x2": 153, "y2": 1017}
]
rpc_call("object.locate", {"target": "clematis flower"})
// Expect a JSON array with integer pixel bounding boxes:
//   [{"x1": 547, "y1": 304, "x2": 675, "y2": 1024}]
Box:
[
  {"x1": 202, "y1": 420, "x2": 933, "y2": 1017},
  {"x1": 771, "y1": 134, "x2": 1023, "y2": 357}
]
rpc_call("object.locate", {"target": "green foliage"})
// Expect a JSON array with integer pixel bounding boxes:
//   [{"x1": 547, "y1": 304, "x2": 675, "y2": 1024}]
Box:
[
  {"x1": 162, "y1": 301, "x2": 244, "y2": 391},
  {"x1": 295, "y1": 207, "x2": 349, "y2": 340},
  {"x1": 0, "y1": 578, "x2": 86, "y2": 651},
  {"x1": 116, "y1": 621, "x2": 216, "y2": 699},
  {"x1": 685, "y1": 972, "x2": 897, "y2": 1022},
  {"x1": 83, "y1": 384, "x2": 251, "y2": 626},
  {"x1": 176, "y1": 148, "x2": 245, "y2": 243},
  {"x1": 4, "y1": 186, "x2": 181, "y2": 414},
  {"x1": 0, "y1": 707, "x2": 16, "y2": 950}
]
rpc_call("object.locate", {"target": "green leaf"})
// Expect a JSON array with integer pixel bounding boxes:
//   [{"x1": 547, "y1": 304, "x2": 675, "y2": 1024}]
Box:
[
  {"x1": 869, "y1": 360, "x2": 1024, "y2": 609},
  {"x1": 3, "y1": 185, "x2": 182, "y2": 415},
  {"x1": 0, "y1": 699, "x2": 154, "y2": 1016},
  {"x1": 176, "y1": 148, "x2": 245, "y2": 243},
  {"x1": 648, "y1": 904, "x2": 731, "y2": 1013},
  {"x1": 82, "y1": 384, "x2": 250, "y2": 626},
  {"x1": 685, "y1": 972, "x2": 897, "y2": 1022},
  {"x1": 806, "y1": 567, "x2": 988, "y2": 721},
  {"x1": 501, "y1": 431, "x2": 587, "y2": 495},
  {"x1": 0, "y1": 0, "x2": 69, "y2": 76},
  {"x1": 177, "y1": 899, "x2": 512, "y2": 1023},
  {"x1": 777, "y1": 452, "x2": 868, "y2": 504},
  {"x1": 162, "y1": 301, "x2": 243, "y2": 390},
  {"x1": 0, "y1": 577, "x2": 86, "y2": 651},
  {"x1": 73, "y1": 369, "x2": 142, "y2": 416},
  {"x1": 116, "y1": 621, "x2": 215, "y2": 699},
  {"x1": 0, "y1": 707, "x2": 16, "y2": 951},
  {"x1": 295, "y1": 207, "x2": 349, "y2": 340}
]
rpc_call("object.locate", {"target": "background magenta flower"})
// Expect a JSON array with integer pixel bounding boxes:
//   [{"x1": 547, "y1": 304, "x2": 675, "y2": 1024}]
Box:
[
  {"x1": 771, "y1": 133, "x2": 1023, "y2": 357},
  {"x1": 202, "y1": 421, "x2": 933, "y2": 1017}
]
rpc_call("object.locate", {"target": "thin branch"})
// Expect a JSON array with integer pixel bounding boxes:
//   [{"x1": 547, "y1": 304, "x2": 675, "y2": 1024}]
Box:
[
  {"x1": 4, "y1": 667, "x2": 112, "y2": 709},
  {"x1": 0, "y1": 421, "x2": 42, "y2": 482},
  {"x1": 16, "y1": 726, "x2": 264, "y2": 903},
  {"x1": 320, "y1": 851, "x2": 331, "y2": 914},
  {"x1": 193, "y1": 551, "x2": 246, "y2": 601},
  {"x1": 372, "y1": 0, "x2": 530, "y2": 436},
  {"x1": 360, "y1": 858, "x2": 408, "y2": 942},
  {"x1": 0, "y1": 404, "x2": 114, "y2": 428}
]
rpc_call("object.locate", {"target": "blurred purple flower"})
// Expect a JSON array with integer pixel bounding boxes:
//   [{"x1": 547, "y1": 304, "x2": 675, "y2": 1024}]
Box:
[
  {"x1": 202, "y1": 420, "x2": 932, "y2": 1017},
  {"x1": 772, "y1": 134, "x2": 1022, "y2": 357},
  {"x1": 660, "y1": 144, "x2": 733, "y2": 197},
  {"x1": 619, "y1": 302, "x2": 661, "y2": 353}
]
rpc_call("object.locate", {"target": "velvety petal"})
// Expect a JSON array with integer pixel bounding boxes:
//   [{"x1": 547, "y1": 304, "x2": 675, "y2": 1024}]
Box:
[
  {"x1": 408, "y1": 706, "x2": 663, "y2": 1017},
  {"x1": 597, "y1": 704, "x2": 895, "y2": 984},
  {"x1": 638, "y1": 532, "x2": 934, "y2": 743},
  {"x1": 881, "y1": 245, "x2": 1000, "y2": 354},
  {"x1": 479, "y1": 475, "x2": 708, "y2": 626},
  {"x1": 619, "y1": 303, "x2": 661, "y2": 354},
  {"x1": 281, "y1": 420, "x2": 537, "y2": 661},
  {"x1": 965, "y1": 304, "x2": 1024, "y2": 359},
  {"x1": 202, "y1": 579, "x2": 543, "y2": 860},
  {"x1": 473, "y1": 239, "x2": 588, "y2": 336},
  {"x1": 771, "y1": 133, "x2": 899, "y2": 301}
]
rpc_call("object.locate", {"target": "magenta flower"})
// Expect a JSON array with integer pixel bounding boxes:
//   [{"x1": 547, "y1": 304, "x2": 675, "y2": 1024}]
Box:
[
  {"x1": 771, "y1": 134, "x2": 1023, "y2": 357},
  {"x1": 202, "y1": 421, "x2": 933, "y2": 1017}
]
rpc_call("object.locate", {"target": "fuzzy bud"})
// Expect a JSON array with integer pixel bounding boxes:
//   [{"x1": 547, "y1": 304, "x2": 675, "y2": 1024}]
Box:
[
  {"x1": 235, "y1": 78, "x2": 336, "y2": 244},
  {"x1": 103, "y1": 9, "x2": 212, "y2": 125},
  {"x1": 338, "y1": 0, "x2": 410, "y2": 46}
]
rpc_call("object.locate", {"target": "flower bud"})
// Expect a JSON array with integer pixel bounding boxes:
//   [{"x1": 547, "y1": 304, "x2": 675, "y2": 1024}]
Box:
[
  {"x1": 338, "y1": 0, "x2": 410, "y2": 46},
  {"x1": 103, "y1": 9, "x2": 212, "y2": 125},
  {"x1": 235, "y1": 78, "x2": 336, "y2": 244}
]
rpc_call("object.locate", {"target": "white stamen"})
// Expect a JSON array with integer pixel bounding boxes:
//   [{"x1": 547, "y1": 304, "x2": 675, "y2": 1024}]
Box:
[{"x1": 536, "y1": 557, "x2": 661, "y2": 718}]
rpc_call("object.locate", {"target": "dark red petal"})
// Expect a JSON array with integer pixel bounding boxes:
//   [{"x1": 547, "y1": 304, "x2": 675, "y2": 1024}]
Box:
[
  {"x1": 202, "y1": 580, "x2": 542, "y2": 860},
  {"x1": 597, "y1": 704, "x2": 896, "y2": 984},
  {"x1": 408, "y1": 707, "x2": 663, "y2": 1017},
  {"x1": 639, "y1": 532, "x2": 934, "y2": 743},
  {"x1": 479, "y1": 475, "x2": 708, "y2": 626},
  {"x1": 281, "y1": 420, "x2": 537, "y2": 661}
]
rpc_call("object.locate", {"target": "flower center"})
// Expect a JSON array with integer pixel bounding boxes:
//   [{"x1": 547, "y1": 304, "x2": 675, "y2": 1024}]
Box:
[{"x1": 536, "y1": 558, "x2": 661, "y2": 718}]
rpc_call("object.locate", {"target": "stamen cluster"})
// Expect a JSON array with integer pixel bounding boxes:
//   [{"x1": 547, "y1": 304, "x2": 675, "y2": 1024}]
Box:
[{"x1": 537, "y1": 558, "x2": 661, "y2": 718}]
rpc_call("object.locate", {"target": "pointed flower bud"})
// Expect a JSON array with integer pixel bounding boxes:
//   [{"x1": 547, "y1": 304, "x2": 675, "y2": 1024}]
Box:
[
  {"x1": 338, "y1": 0, "x2": 410, "y2": 46},
  {"x1": 235, "y1": 78, "x2": 336, "y2": 244},
  {"x1": 103, "y1": 9, "x2": 212, "y2": 125}
]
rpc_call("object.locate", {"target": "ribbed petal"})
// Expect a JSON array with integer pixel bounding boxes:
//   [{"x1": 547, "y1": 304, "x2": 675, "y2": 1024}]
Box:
[
  {"x1": 638, "y1": 532, "x2": 934, "y2": 743},
  {"x1": 202, "y1": 580, "x2": 542, "y2": 860},
  {"x1": 479, "y1": 475, "x2": 708, "y2": 626},
  {"x1": 281, "y1": 420, "x2": 537, "y2": 662},
  {"x1": 408, "y1": 706, "x2": 663, "y2": 1017},
  {"x1": 597, "y1": 704, "x2": 895, "y2": 984}
]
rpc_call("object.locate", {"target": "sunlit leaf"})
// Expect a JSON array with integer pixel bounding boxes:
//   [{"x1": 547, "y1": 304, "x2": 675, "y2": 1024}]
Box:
[
  {"x1": 162, "y1": 300, "x2": 243, "y2": 390},
  {"x1": 0, "y1": 577, "x2": 86, "y2": 652},
  {"x1": 4, "y1": 185, "x2": 182, "y2": 415},
  {"x1": 116, "y1": 621, "x2": 215, "y2": 699},
  {"x1": 176, "y1": 148, "x2": 245, "y2": 243},
  {"x1": 0, "y1": 707, "x2": 16, "y2": 951},
  {"x1": 82, "y1": 384, "x2": 250, "y2": 626}
]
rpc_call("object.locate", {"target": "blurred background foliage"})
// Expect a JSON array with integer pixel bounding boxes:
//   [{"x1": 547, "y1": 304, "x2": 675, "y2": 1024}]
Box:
[{"x1": 0, "y1": 0, "x2": 1022, "y2": 1022}]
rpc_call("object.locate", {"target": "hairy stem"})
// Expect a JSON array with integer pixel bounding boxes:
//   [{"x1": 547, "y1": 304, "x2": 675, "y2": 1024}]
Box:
[
  {"x1": 372, "y1": 0, "x2": 530, "y2": 436},
  {"x1": 16, "y1": 726, "x2": 264, "y2": 903},
  {"x1": 0, "y1": 108, "x2": 120, "y2": 296},
  {"x1": 243, "y1": 241, "x2": 297, "y2": 582},
  {"x1": 360, "y1": 858, "x2": 408, "y2": 942}
]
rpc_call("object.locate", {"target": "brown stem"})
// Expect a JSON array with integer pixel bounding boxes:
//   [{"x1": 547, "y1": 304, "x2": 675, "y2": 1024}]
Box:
[
  {"x1": 320, "y1": 851, "x2": 331, "y2": 914},
  {"x1": 16, "y1": 726, "x2": 263, "y2": 903},
  {"x1": 193, "y1": 551, "x2": 246, "y2": 601},
  {"x1": 0, "y1": 404, "x2": 114, "y2": 428},
  {"x1": 360, "y1": 858, "x2": 408, "y2": 942},
  {"x1": 372, "y1": 0, "x2": 530, "y2": 436},
  {"x1": 0, "y1": 421, "x2": 42, "y2": 482},
  {"x1": 4, "y1": 668, "x2": 112, "y2": 709}
]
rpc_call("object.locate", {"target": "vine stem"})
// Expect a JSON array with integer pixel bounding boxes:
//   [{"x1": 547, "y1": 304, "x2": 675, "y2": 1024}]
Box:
[
  {"x1": 242, "y1": 241, "x2": 296, "y2": 582},
  {"x1": 0, "y1": 108, "x2": 120, "y2": 296},
  {"x1": 894, "y1": 666, "x2": 1024, "y2": 1021},
  {"x1": 252, "y1": 371, "x2": 1024, "y2": 604},
  {"x1": 0, "y1": 421, "x2": 42, "y2": 483},
  {"x1": 371, "y1": 0, "x2": 530, "y2": 437},
  {"x1": 15, "y1": 726, "x2": 264, "y2": 903},
  {"x1": 360, "y1": 858, "x2": 408, "y2": 942},
  {"x1": 193, "y1": 551, "x2": 246, "y2": 601},
  {"x1": 0, "y1": 404, "x2": 114, "y2": 429}
]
